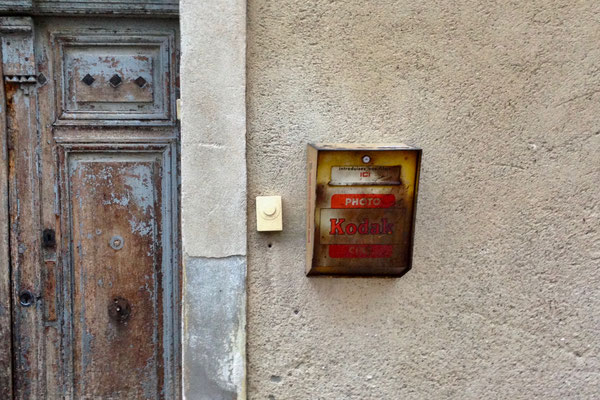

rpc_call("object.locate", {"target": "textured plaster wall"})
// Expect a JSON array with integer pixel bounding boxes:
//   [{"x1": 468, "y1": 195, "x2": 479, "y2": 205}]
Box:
[{"x1": 246, "y1": 1, "x2": 600, "y2": 399}]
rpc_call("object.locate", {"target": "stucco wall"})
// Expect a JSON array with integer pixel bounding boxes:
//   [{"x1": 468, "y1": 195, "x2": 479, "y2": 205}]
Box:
[{"x1": 246, "y1": 1, "x2": 600, "y2": 399}]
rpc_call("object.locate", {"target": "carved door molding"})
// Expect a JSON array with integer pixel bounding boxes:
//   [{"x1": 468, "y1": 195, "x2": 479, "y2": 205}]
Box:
[{"x1": 0, "y1": 0, "x2": 179, "y2": 17}]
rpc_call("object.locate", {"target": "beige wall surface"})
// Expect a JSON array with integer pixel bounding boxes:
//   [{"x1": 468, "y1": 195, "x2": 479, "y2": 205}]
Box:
[{"x1": 246, "y1": 1, "x2": 600, "y2": 399}]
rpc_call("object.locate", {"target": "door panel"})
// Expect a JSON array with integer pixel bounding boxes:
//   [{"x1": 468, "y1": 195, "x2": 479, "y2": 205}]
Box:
[
  {"x1": 67, "y1": 151, "x2": 166, "y2": 398},
  {"x1": 55, "y1": 33, "x2": 174, "y2": 121},
  {"x1": 3, "y1": 16, "x2": 180, "y2": 399}
]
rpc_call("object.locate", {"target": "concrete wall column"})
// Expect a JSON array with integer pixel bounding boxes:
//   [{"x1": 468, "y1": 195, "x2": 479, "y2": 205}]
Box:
[{"x1": 180, "y1": 1, "x2": 247, "y2": 399}]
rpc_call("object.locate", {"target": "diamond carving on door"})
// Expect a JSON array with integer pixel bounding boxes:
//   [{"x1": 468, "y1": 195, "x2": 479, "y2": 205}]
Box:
[{"x1": 55, "y1": 32, "x2": 174, "y2": 122}]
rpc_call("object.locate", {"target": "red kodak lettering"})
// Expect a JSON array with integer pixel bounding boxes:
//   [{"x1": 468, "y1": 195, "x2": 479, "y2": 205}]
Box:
[
  {"x1": 345, "y1": 223, "x2": 357, "y2": 235},
  {"x1": 329, "y1": 218, "x2": 345, "y2": 235},
  {"x1": 358, "y1": 219, "x2": 369, "y2": 234},
  {"x1": 370, "y1": 223, "x2": 380, "y2": 234},
  {"x1": 383, "y1": 218, "x2": 394, "y2": 235},
  {"x1": 329, "y1": 218, "x2": 394, "y2": 235}
]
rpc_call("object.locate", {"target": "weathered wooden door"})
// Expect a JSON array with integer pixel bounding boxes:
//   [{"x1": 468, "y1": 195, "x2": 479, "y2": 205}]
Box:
[{"x1": 0, "y1": 14, "x2": 180, "y2": 399}]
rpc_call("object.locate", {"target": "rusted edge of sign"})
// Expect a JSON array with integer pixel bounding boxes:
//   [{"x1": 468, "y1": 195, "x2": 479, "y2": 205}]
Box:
[{"x1": 405, "y1": 148, "x2": 422, "y2": 278}]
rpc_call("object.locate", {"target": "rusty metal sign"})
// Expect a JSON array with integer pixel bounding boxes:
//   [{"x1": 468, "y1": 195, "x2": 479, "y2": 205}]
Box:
[{"x1": 306, "y1": 144, "x2": 421, "y2": 276}]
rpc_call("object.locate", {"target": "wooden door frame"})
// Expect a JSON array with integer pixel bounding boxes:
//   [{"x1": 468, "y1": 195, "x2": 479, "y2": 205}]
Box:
[
  {"x1": 1, "y1": 2, "x2": 249, "y2": 399},
  {"x1": 0, "y1": 17, "x2": 41, "y2": 398},
  {"x1": 0, "y1": 20, "x2": 14, "y2": 400},
  {"x1": 0, "y1": 10, "x2": 182, "y2": 400}
]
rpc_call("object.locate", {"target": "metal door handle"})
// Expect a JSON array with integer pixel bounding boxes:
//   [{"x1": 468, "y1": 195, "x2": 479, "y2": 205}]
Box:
[{"x1": 108, "y1": 297, "x2": 131, "y2": 322}]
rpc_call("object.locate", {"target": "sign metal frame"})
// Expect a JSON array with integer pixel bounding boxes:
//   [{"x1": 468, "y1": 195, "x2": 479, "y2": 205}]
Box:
[{"x1": 306, "y1": 143, "x2": 422, "y2": 277}]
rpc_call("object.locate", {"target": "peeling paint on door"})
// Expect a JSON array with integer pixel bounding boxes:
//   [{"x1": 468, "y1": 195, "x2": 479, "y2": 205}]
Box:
[
  {"x1": 68, "y1": 153, "x2": 164, "y2": 398},
  {"x1": 2, "y1": 15, "x2": 181, "y2": 399}
]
